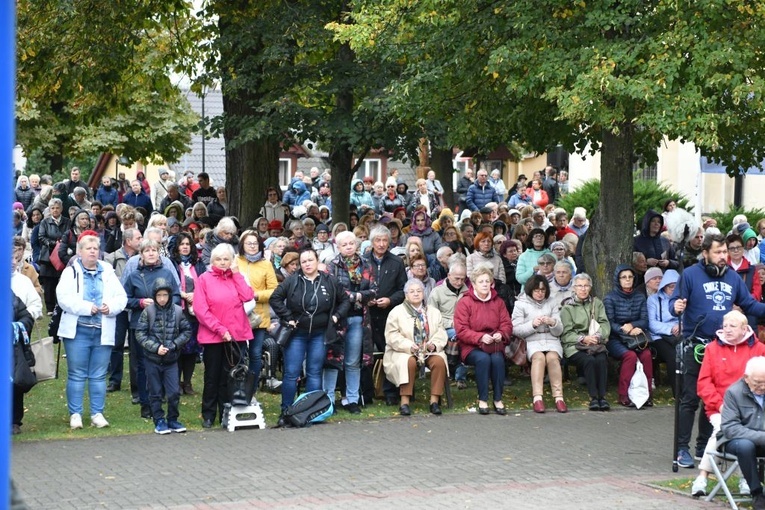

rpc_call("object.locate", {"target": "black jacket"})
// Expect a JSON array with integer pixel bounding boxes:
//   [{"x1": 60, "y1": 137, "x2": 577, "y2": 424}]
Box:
[
  {"x1": 364, "y1": 250, "x2": 407, "y2": 319},
  {"x1": 135, "y1": 303, "x2": 191, "y2": 364},
  {"x1": 270, "y1": 271, "x2": 350, "y2": 333}
]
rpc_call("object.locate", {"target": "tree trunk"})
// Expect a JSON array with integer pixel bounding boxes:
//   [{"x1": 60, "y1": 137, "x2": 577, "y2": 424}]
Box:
[
  {"x1": 583, "y1": 124, "x2": 635, "y2": 297},
  {"x1": 328, "y1": 42, "x2": 355, "y2": 227},
  {"x1": 431, "y1": 146, "x2": 454, "y2": 210}
]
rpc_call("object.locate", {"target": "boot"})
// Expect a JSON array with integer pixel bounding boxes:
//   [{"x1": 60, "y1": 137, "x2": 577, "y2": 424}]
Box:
[{"x1": 182, "y1": 382, "x2": 196, "y2": 395}]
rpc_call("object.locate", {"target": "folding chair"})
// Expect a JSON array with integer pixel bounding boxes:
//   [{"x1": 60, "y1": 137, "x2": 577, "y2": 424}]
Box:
[{"x1": 704, "y1": 447, "x2": 765, "y2": 510}]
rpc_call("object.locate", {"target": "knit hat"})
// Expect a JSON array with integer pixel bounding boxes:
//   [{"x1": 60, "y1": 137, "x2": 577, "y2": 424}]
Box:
[
  {"x1": 508, "y1": 209, "x2": 521, "y2": 217},
  {"x1": 550, "y1": 241, "x2": 566, "y2": 252},
  {"x1": 77, "y1": 229, "x2": 99, "y2": 242},
  {"x1": 316, "y1": 223, "x2": 329, "y2": 233},
  {"x1": 12, "y1": 202, "x2": 23, "y2": 210},
  {"x1": 268, "y1": 220, "x2": 283, "y2": 232},
  {"x1": 644, "y1": 267, "x2": 663, "y2": 283}
]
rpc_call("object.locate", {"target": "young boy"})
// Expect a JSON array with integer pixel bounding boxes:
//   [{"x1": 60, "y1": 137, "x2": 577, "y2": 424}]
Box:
[{"x1": 135, "y1": 279, "x2": 191, "y2": 434}]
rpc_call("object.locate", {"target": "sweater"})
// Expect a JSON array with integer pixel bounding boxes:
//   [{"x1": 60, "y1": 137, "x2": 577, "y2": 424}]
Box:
[{"x1": 511, "y1": 293, "x2": 564, "y2": 359}]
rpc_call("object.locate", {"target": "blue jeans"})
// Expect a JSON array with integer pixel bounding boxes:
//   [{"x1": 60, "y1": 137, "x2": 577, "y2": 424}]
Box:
[
  {"x1": 465, "y1": 349, "x2": 505, "y2": 403},
  {"x1": 64, "y1": 326, "x2": 112, "y2": 415},
  {"x1": 145, "y1": 359, "x2": 180, "y2": 423},
  {"x1": 725, "y1": 439, "x2": 765, "y2": 494},
  {"x1": 281, "y1": 329, "x2": 326, "y2": 410},
  {"x1": 248, "y1": 328, "x2": 266, "y2": 386},
  {"x1": 323, "y1": 315, "x2": 363, "y2": 404}
]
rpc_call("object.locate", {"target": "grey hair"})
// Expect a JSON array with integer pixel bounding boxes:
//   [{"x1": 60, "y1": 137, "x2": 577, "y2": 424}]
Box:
[
  {"x1": 538, "y1": 253, "x2": 556, "y2": 265},
  {"x1": 553, "y1": 261, "x2": 572, "y2": 273},
  {"x1": 404, "y1": 278, "x2": 426, "y2": 294},
  {"x1": 436, "y1": 246, "x2": 453, "y2": 259},
  {"x1": 122, "y1": 228, "x2": 140, "y2": 244},
  {"x1": 144, "y1": 227, "x2": 163, "y2": 241},
  {"x1": 139, "y1": 239, "x2": 160, "y2": 254},
  {"x1": 572, "y1": 273, "x2": 593, "y2": 286},
  {"x1": 289, "y1": 219, "x2": 303, "y2": 231},
  {"x1": 214, "y1": 217, "x2": 237, "y2": 235},
  {"x1": 49, "y1": 198, "x2": 63, "y2": 208},
  {"x1": 470, "y1": 262, "x2": 495, "y2": 282},
  {"x1": 334, "y1": 230, "x2": 356, "y2": 245},
  {"x1": 73, "y1": 186, "x2": 86, "y2": 195},
  {"x1": 210, "y1": 242, "x2": 236, "y2": 262},
  {"x1": 369, "y1": 225, "x2": 391, "y2": 243},
  {"x1": 745, "y1": 356, "x2": 765, "y2": 376}
]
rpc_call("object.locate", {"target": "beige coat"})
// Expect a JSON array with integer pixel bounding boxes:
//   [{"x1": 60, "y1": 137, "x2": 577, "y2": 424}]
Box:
[{"x1": 383, "y1": 303, "x2": 448, "y2": 386}]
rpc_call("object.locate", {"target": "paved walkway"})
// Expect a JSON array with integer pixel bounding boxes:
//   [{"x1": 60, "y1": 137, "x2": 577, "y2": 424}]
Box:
[{"x1": 12, "y1": 406, "x2": 724, "y2": 509}]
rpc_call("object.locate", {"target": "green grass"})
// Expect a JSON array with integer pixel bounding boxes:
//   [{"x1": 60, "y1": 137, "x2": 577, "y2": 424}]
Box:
[
  {"x1": 649, "y1": 475, "x2": 754, "y2": 508},
  {"x1": 16, "y1": 315, "x2": 675, "y2": 440}
]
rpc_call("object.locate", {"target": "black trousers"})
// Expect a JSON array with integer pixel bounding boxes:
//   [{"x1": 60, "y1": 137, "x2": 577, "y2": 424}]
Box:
[
  {"x1": 677, "y1": 341, "x2": 712, "y2": 453},
  {"x1": 568, "y1": 351, "x2": 608, "y2": 399},
  {"x1": 652, "y1": 336, "x2": 678, "y2": 397},
  {"x1": 201, "y1": 342, "x2": 244, "y2": 424}
]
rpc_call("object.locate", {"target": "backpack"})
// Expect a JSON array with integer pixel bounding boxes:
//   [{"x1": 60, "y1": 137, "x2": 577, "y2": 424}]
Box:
[{"x1": 283, "y1": 390, "x2": 333, "y2": 427}]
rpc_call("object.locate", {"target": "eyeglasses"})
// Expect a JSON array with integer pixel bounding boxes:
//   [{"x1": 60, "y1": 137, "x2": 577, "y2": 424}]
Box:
[
  {"x1": 411, "y1": 264, "x2": 427, "y2": 269},
  {"x1": 574, "y1": 284, "x2": 591, "y2": 289},
  {"x1": 552, "y1": 247, "x2": 565, "y2": 251},
  {"x1": 729, "y1": 246, "x2": 743, "y2": 252},
  {"x1": 539, "y1": 261, "x2": 553, "y2": 266},
  {"x1": 244, "y1": 241, "x2": 259, "y2": 247},
  {"x1": 619, "y1": 275, "x2": 634, "y2": 280}
]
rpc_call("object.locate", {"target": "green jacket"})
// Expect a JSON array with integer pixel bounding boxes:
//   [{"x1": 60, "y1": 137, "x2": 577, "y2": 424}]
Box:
[{"x1": 559, "y1": 296, "x2": 610, "y2": 358}]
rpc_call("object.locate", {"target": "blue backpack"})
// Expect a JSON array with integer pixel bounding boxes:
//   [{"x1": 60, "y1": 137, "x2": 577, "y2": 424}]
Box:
[{"x1": 283, "y1": 390, "x2": 333, "y2": 427}]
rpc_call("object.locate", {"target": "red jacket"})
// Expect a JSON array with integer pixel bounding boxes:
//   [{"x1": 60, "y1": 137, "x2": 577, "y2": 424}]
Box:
[
  {"x1": 556, "y1": 226, "x2": 578, "y2": 240},
  {"x1": 697, "y1": 328, "x2": 765, "y2": 418},
  {"x1": 194, "y1": 266, "x2": 255, "y2": 344},
  {"x1": 454, "y1": 288, "x2": 513, "y2": 361}
]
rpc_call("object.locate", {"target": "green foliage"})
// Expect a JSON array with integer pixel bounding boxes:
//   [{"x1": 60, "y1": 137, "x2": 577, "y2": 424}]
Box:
[
  {"x1": 558, "y1": 179, "x2": 691, "y2": 229},
  {"x1": 16, "y1": 0, "x2": 204, "y2": 170},
  {"x1": 708, "y1": 205, "x2": 765, "y2": 237}
]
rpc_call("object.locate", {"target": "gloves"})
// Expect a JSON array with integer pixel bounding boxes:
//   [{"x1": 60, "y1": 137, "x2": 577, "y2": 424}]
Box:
[{"x1": 710, "y1": 413, "x2": 722, "y2": 430}]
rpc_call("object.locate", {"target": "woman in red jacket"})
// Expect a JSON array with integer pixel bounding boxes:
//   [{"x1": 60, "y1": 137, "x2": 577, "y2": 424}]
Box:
[
  {"x1": 691, "y1": 310, "x2": 765, "y2": 497},
  {"x1": 194, "y1": 243, "x2": 255, "y2": 429},
  {"x1": 454, "y1": 263, "x2": 513, "y2": 415}
]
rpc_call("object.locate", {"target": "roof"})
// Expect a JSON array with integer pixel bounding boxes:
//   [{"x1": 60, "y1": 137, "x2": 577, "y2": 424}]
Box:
[{"x1": 169, "y1": 88, "x2": 227, "y2": 186}]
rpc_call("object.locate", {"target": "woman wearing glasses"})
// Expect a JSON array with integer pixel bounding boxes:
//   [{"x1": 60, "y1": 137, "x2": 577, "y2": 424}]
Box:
[
  {"x1": 603, "y1": 264, "x2": 654, "y2": 407},
  {"x1": 515, "y1": 227, "x2": 551, "y2": 285},
  {"x1": 560, "y1": 273, "x2": 611, "y2": 411}
]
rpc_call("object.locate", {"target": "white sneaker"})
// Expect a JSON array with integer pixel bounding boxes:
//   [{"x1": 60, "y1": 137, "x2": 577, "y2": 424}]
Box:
[
  {"x1": 691, "y1": 475, "x2": 708, "y2": 497},
  {"x1": 266, "y1": 378, "x2": 282, "y2": 391},
  {"x1": 91, "y1": 413, "x2": 110, "y2": 428},
  {"x1": 739, "y1": 476, "x2": 751, "y2": 496},
  {"x1": 70, "y1": 413, "x2": 83, "y2": 430}
]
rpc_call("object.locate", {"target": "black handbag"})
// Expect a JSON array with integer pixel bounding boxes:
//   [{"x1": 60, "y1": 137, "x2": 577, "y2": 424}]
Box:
[
  {"x1": 225, "y1": 342, "x2": 255, "y2": 407},
  {"x1": 14, "y1": 343, "x2": 37, "y2": 393},
  {"x1": 621, "y1": 331, "x2": 649, "y2": 351},
  {"x1": 275, "y1": 323, "x2": 295, "y2": 348}
]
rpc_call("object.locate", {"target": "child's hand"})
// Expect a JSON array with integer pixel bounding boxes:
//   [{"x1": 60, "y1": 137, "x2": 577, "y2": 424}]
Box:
[{"x1": 158, "y1": 346, "x2": 169, "y2": 355}]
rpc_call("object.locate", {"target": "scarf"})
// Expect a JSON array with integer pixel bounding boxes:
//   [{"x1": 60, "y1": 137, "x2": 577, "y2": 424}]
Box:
[
  {"x1": 403, "y1": 300, "x2": 429, "y2": 347},
  {"x1": 181, "y1": 254, "x2": 192, "y2": 264},
  {"x1": 245, "y1": 252, "x2": 263, "y2": 264},
  {"x1": 343, "y1": 255, "x2": 362, "y2": 285}
]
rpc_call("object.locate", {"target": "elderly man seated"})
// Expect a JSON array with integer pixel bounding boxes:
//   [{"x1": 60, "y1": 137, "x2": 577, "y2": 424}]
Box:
[{"x1": 720, "y1": 356, "x2": 765, "y2": 510}]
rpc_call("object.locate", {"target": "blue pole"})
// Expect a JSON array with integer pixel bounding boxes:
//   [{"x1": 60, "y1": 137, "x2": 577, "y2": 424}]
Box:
[{"x1": 2, "y1": 0, "x2": 15, "y2": 504}]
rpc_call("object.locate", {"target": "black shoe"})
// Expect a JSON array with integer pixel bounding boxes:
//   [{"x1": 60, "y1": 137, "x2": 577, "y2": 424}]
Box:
[
  {"x1": 494, "y1": 404, "x2": 507, "y2": 416},
  {"x1": 752, "y1": 493, "x2": 765, "y2": 510},
  {"x1": 201, "y1": 418, "x2": 213, "y2": 429},
  {"x1": 429, "y1": 402, "x2": 442, "y2": 415},
  {"x1": 106, "y1": 383, "x2": 120, "y2": 393},
  {"x1": 140, "y1": 404, "x2": 152, "y2": 419},
  {"x1": 599, "y1": 399, "x2": 611, "y2": 411},
  {"x1": 275, "y1": 413, "x2": 288, "y2": 428},
  {"x1": 345, "y1": 402, "x2": 362, "y2": 415},
  {"x1": 644, "y1": 398, "x2": 654, "y2": 407},
  {"x1": 478, "y1": 406, "x2": 490, "y2": 415},
  {"x1": 399, "y1": 404, "x2": 411, "y2": 416},
  {"x1": 589, "y1": 398, "x2": 600, "y2": 411},
  {"x1": 385, "y1": 396, "x2": 400, "y2": 406}
]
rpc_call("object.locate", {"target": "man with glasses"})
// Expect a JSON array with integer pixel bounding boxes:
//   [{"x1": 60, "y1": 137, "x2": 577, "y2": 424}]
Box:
[
  {"x1": 719, "y1": 356, "x2": 765, "y2": 509},
  {"x1": 671, "y1": 234, "x2": 765, "y2": 469}
]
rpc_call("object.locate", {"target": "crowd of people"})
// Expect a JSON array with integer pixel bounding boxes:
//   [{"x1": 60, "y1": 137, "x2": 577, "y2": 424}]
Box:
[{"x1": 12, "y1": 163, "x2": 765, "y2": 507}]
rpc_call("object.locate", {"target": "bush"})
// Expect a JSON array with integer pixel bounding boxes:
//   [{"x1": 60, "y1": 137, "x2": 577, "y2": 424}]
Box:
[
  {"x1": 558, "y1": 179, "x2": 691, "y2": 229},
  {"x1": 708, "y1": 205, "x2": 765, "y2": 236}
]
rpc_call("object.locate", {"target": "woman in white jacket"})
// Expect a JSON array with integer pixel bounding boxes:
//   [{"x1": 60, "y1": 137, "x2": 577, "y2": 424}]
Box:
[
  {"x1": 511, "y1": 274, "x2": 567, "y2": 414},
  {"x1": 56, "y1": 232, "x2": 127, "y2": 430}
]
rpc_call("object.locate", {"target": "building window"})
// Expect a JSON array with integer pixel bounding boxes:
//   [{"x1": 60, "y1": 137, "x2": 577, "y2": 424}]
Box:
[
  {"x1": 633, "y1": 157, "x2": 657, "y2": 181},
  {"x1": 354, "y1": 159, "x2": 382, "y2": 182},
  {"x1": 279, "y1": 159, "x2": 291, "y2": 189}
]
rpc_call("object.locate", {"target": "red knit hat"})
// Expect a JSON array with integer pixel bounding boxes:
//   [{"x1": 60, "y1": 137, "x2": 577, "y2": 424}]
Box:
[{"x1": 77, "y1": 230, "x2": 99, "y2": 242}]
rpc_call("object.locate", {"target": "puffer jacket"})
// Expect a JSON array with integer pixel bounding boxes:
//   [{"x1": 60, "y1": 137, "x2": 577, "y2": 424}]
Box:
[
  {"x1": 603, "y1": 264, "x2": 648, "y2": 358},
  {"x1": 122, "y1": 263, "x2": 181, "y2": 328},
  {"x1": 511, "y1": 293, "x2": 564, "y2": 359},
  {"x1": 466, "y1": 182, "x2": 499, "y2": 212},
  {"x1": 135, "y1": 302, "x2": 191, "y2": 365},
  {"x1": 454, "y1": 288, "x2": 513, "y2": 361}
]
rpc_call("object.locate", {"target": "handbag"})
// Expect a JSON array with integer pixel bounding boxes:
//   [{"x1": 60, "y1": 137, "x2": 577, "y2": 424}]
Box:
[
  {"x1": 275, "y1": 323, "x2": 296, "y2": 348},
  {"x1": 30, "y1": 336, "x2": 59, "y2": 382},
  {"x1": 628, "y1": 359, "x2": 650, "y2": 408},
  {"x1": 372, "y1": 356, "x2": 385, "y2": 399},
  {"x1": 621, "y1": 331, "x2": 649, "y2": 351},
  {"x1": 49, "y1": 239, "x2": 66, "y2": 271},
  {"x1": 504, "y1": 336, "x2": 528, "y2": 366},
  {"x1": 576, "y1": 302, "x2": 607, "y2": 355},
  {"x1": 225, "y1": 342, "x2": 255, "y2": 407},
  {"x1": 324, "y1": 321, "x2": 345, "y2": 370},
  {"x1": 13, "y1": 326, "x2": 37, "y2": 394}
]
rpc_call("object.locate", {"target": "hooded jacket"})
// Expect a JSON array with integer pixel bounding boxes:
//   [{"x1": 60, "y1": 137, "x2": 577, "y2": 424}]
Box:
[
  {"x1": 269, "y1": 270, "x2": 350, "y2": 333},
  {"x1": 135, "y1": 278, "x2": 191, "y2": 364},
  {"x1": 407, "y1": 211, "x2": 444, "y2": 256},
  {"x1": 290, "y1": 181, "x2": 312, "y2": 209},
  {"x1": 603, "y1": 264, "x2": 648, "y2": 358},
  {"x1": 123, "y1": 262, "x2": 182, "y2": 328},
  {"x1": 697, "y1": 326, "x2": 765, "y2": 419},
  {"x1": 647, "y1": 269, "x2": 680, "y2": 340},
  {"x1": 349, "y1": 179, "x2": 375, "y2": 211},
  {"x1": 633, "y1": 210, "x2": 678, "y2": 270}
]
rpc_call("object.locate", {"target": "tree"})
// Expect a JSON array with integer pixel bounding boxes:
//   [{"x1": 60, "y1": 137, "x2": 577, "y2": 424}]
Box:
[
  {"x1": 335, "y1": 0, "x2": 765, "y2": 294},
  {"x1": 16, "y1": 0, "x2": 203, "y2": 173},
  {"x1": 201, "y1": 0, "x2": 419, "y2": 226}
]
